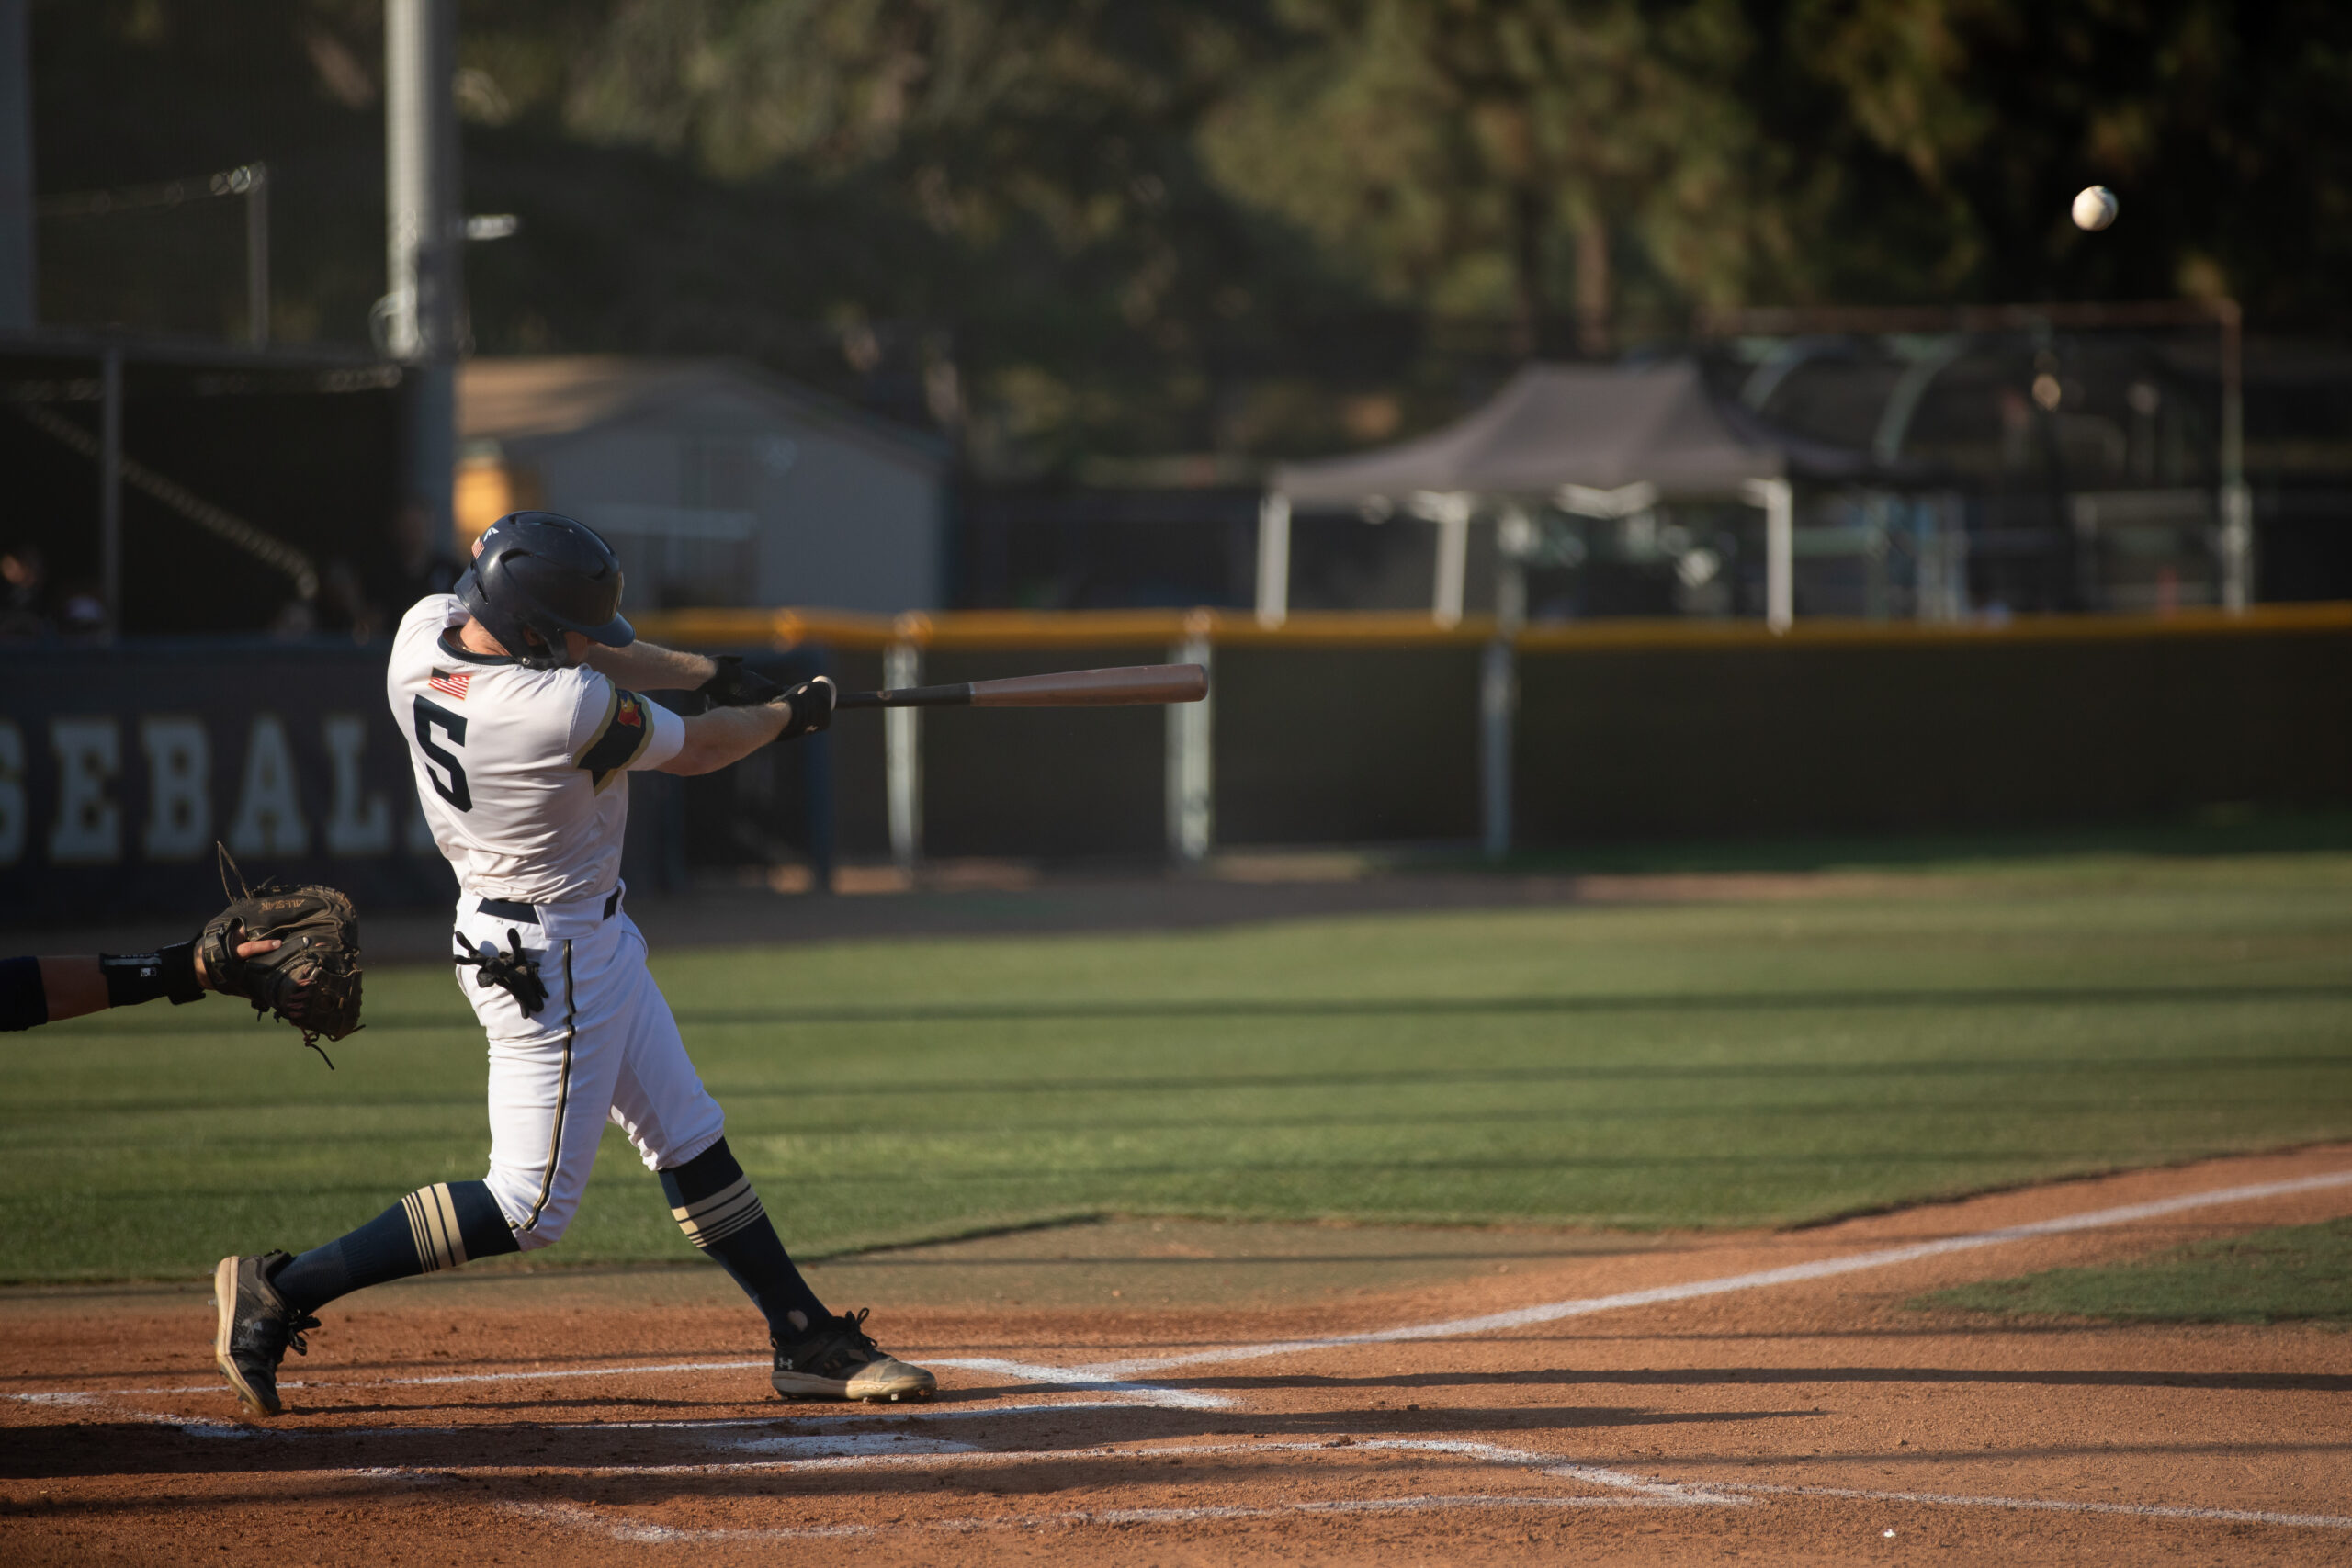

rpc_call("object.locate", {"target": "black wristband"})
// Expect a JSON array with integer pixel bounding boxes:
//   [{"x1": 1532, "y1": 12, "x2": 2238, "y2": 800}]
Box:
[
  {"x1": 99, "y1": 940, "x2": 205, "y2": 1010},
  {"x1": 158, "y1": 938, "x2": 203, "y2": 1004}
]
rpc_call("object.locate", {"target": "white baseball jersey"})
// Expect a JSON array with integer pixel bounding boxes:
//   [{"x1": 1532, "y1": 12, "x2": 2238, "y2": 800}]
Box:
[{"x1": 387, "y1": 593, "x2": 685, "y2": 905}]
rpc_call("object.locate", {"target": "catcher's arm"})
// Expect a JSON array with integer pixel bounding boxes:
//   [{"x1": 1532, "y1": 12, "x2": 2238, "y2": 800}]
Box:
[{"x1": 1, "y1": 937, "x2": 282, "y2": 1029}]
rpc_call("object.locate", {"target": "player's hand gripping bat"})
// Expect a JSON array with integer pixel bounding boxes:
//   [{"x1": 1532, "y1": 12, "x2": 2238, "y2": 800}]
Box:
[{"x1": 835, "y1": 663, "x2": 1207, "y2": 710}]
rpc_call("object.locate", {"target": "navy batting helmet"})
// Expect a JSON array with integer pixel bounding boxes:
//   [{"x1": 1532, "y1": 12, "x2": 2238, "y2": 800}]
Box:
[{"x1": 457, "y1": 511, "x2": 633, "y2": 669}]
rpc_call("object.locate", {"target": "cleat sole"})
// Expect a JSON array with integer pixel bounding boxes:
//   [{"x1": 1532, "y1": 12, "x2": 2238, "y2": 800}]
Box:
[{"x1": 212, "y1": 1256, "x2": 279, "y2": 1419}]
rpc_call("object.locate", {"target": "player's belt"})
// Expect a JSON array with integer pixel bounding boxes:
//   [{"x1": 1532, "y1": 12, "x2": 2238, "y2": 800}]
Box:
[{"x1": 475, "y1": 888, "x2": 622, "y2": 925}]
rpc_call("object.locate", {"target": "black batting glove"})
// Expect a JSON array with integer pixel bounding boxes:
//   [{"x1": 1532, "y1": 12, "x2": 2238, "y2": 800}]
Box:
[
  {"x1": 696, "y1": 654, "x2": 786, "y2": 708},
  {"x1": 775, "y1": 676, "x2": 836, "y2": 742}
]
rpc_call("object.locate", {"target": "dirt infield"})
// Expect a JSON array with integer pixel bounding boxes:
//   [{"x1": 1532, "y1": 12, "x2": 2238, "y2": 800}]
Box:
[{"x1": 6, "y1": 1147, "x2": 2350, "y2": 1565}]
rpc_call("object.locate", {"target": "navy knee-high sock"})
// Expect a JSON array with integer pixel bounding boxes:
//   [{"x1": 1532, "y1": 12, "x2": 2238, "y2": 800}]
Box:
[
  {"x1": 660, "y1": 1139, "x2": 829, "y2": 1337},
  {"x1": 270, "y1": 1181, "x2": 520, "y2": 1316}
]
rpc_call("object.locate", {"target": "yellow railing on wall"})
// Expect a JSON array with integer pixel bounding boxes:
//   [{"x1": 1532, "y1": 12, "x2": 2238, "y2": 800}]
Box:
[{"x1": 629, "y1": 601, "x2": 2352, "y2": 654}]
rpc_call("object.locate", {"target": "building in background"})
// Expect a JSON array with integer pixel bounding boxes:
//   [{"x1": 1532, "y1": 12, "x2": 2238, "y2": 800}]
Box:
[{"x1": 457, "y1": 356, "x2": 949, "y2": 613}]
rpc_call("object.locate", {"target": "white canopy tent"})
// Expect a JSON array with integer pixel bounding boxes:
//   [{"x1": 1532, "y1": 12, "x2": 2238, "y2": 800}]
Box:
[{"x1": 1261, "y1": 359, "x2": 1795, "y2": 630}]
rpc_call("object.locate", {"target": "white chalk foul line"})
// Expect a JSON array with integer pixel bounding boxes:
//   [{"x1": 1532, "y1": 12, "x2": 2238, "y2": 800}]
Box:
[
  {"x1": 1057, "y1": 1169, "x2": 2352, "y2": 1382},
  {"x1": 514, "y1": 1494, "x2": 1715, "y2": 1543},
  {"x1": 495, "y1": 1433, "x2": 2352, "y2": 1541},
  {"x1": 16, "y1": 1168, "x2": 2346, "y2": 1414},
  {"x1": 29, "y1": 1414, "x2": 2344, "y2": 1538},
  {"x1": 16, "y1": 1162, "x2": 2352, "y2": 1532},
  {"x1": 266, "y1": 1437, "x2": 1734, "y2": 1500},
  {"x1": 1734, "y1": 1482, "x2": 2352, "y2": 1532},
  {"x1": 922, "y1": 1355, "x2": 1232, "y2": 1407}
]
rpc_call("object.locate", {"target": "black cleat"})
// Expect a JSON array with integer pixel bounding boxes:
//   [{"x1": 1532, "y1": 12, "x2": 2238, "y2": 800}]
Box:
[
  {"x1": 212, "y1": 1253, "x2": 319, "y2": 1417},
  {"x1": 771, "y1": 1307, "x2": 936, "y2": 1403}
]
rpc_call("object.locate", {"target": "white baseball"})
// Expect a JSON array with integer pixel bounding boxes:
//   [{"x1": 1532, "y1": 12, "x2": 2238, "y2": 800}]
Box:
[{"x1": 2072, "y1": 186, "x2": 2119, "y2": 231}]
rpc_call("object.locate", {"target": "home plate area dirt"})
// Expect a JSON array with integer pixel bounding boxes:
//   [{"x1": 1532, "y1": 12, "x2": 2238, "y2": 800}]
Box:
[{"x1": 5, "y1": 1148, "x2": 2350, "y2": 1565}]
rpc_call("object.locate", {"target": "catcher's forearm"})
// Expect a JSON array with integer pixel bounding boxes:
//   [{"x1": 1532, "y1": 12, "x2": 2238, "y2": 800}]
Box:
[
  {"x1": 6, "y1": 932, "x2": 297, "y2": 1030},
  {"x1": 581, "y1": 639, "x2": 718, "y2": 693},
  {"x1": 34, "y1": 956, "x2": 107, "y2": 1022},
  {"x1": 32, "y1": 942, "x2": 206, "y2": 1023}
]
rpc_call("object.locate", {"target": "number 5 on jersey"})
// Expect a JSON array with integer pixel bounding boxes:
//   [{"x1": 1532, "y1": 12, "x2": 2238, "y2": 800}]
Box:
[{"x1": 413, "y1": 695, "x2": 471, "y2": 810}]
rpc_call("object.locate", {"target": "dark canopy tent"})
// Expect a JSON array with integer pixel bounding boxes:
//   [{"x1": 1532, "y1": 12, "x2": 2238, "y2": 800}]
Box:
[
  {"x1": 1272, "y1": 359, "x2": 1786, "y2": 504},
  {"x1": 1257, "y1": 359, "x2": 1804, "y2": 629}
]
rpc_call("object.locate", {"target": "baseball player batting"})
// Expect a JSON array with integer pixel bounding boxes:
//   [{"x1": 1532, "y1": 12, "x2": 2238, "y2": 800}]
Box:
[{"x1": 211, "y1": 510, "x2": 934, "y2": 1416}]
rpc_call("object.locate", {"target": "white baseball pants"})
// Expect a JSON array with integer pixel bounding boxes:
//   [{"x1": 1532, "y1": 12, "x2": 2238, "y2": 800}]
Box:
[{"x1": 453, "y1": 889, "x2": 726, "y2": 1250}]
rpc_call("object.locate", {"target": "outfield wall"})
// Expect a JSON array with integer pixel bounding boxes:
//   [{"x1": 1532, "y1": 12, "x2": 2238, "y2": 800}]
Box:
[
  {"x1": 652, "y1": 603, "x2": 2352, "y2": 863},
  {"x1": 6, "y1": 606, "x2": 2349, "y2": 918},
  {"x1": 1509, "y1": 625, "x2": 2352, "y2": 842}
]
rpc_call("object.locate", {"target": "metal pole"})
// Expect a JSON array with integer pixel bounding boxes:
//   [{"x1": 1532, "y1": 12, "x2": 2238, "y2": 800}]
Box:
[
  {"x1": 1747, "y1": 478, "x2": 1794, "y2": 633},
  {"x1": 1166, "y1": 615, "x2": 1213, "y2": 865},
  {"x1": 243, "y1": 163, "x2": 269, "y2": 347},
  {"x1": 1254, "y1": 492, "x2": 1291, "y2": 628},
  {"x1": 884, "y1": 637, "x2": 922, "y2": 873},
  {"x1": 0, "y1": 0, "x2": 31, "y2": 329},
  {"x1": 99, "y1": 346, "x2": 122, "y2": 633},
  {"x1": 386, "y1": 0, "x2": 459, "y2": 537},
  {"x1": 1480, "y1": 536, "x2": 1525, "y2": 861},
  {"x1": 1478, "y1": 638, "x2": 1515, "y2": 861},
  {"x1": 2215, "y1": 298, "x2": 2251, "y2": 612},
  {"x1": 1917, "y1": 491, "x2": 1969, "y2": 623},
  {"x1": 1431, "y1": 493, "x2": 1470, "y2": 627}
]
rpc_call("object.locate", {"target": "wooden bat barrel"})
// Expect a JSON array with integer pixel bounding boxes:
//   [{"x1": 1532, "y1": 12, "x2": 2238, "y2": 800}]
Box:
[{"x1": 834, "y1": 663, "x2": 1207, "y2": 710}]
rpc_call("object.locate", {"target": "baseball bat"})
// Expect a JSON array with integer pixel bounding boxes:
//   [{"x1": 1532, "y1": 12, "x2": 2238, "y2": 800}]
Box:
[{"x1": 834, "y1": 662, "x2": 1207, "y2": 710}]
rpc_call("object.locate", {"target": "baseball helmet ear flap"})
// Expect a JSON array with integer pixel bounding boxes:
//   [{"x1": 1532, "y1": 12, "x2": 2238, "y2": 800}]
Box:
[{"x1": 458, "y1": 511, "x2": 634, "y2": 668}]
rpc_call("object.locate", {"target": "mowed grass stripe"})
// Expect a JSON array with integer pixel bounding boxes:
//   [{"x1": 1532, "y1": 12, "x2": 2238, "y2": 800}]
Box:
[{"x1": 5, "y1": 858, "x2": 2350, "y2": 1280}]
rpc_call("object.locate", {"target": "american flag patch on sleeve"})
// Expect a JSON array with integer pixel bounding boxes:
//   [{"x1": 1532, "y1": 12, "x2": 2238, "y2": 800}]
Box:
[{"x1": 429, "y1": 670, "x2": 473, "y2": 700}]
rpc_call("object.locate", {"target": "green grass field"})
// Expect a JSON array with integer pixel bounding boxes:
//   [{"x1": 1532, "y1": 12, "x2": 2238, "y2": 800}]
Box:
[
  {"x1": 1916, "y1": 1215, "x2": 2352, "y2": 1325},
  {"x1": 6, "y1": 852, "x2": 2351, "y2": 1282}
]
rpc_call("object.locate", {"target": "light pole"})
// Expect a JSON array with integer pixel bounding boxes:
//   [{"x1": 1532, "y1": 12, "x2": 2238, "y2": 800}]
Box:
[
  {"x1": 385, "y1": 0, "x2": 461, "y2": 544},
  {"x1": 0, "y1": 0, "x2": 31, "y2": 330}
]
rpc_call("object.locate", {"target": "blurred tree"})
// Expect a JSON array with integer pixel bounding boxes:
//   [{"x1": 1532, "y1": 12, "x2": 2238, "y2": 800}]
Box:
[
  {"x1": 28, "y1": 0, "x2": 2352, "y2": 475},
  {"x1": 1770, "y1": 0, "x2": 2352, "y2": 318},
  {"x1": 1199, "y1": 0, "x2": 1769, "y2": 355},
  {"x1": 453, "y1": 0, "x2": 1340, "y2": 471}
]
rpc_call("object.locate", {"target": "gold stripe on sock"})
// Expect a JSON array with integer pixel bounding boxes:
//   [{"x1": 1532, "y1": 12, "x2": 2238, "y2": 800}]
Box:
[
  {"x1": 676, "y1": 1191, "x2": 765, "y2": 1247},
  {"x1": 401, "y1": 1184, "x2": 469, "y2": 1272},
  {"x1": 674, "y1": 1187, "x2": 762, "y2": 1233},
  {"x1": 684, "y1": 1199, "x2": 766, "y2": 1247},
  {"x1": 424, "y1": 1182, "x2": 468, "y2": 1270},
  {"x1": 671, "y1": 1175, "x2": 753, "y2": 1224},
  {"x1": 401, "y1": 1190, "x2": 433, "y2": 1267},
  {"x1": 672, "y1": 1179, "x2": 766, "y2": 1248}
]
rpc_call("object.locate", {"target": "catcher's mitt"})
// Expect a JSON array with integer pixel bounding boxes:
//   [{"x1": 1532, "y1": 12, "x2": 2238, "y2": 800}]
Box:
[{"x1": 202, "y1": 849, "x2": 364, "y2": 1066}]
